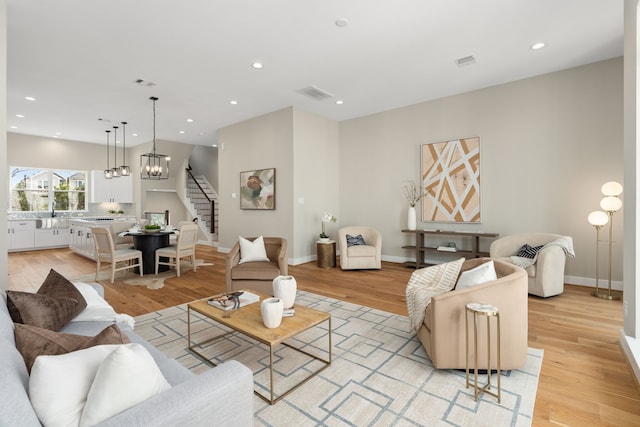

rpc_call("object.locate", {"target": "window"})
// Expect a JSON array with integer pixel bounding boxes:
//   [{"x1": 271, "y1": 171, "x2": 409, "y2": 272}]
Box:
[{"x1": 10, "y1": 167, "x2": 87, "y2": 212}]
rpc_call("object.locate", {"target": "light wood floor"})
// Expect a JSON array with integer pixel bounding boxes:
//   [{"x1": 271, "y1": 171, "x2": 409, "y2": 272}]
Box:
[{"x1": 8, "y1": 246, "x2": 640, "y2": 426}]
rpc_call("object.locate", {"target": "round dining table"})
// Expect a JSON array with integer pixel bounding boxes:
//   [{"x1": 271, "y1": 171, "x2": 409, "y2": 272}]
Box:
[{"x1": 127, "y1": 231, "x2": 174, "y2": 274}]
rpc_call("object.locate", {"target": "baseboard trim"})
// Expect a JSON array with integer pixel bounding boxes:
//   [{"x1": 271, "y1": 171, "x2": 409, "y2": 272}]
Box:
[{"x1": 620, "y1": 331, "x2": 640, "y2": 393}]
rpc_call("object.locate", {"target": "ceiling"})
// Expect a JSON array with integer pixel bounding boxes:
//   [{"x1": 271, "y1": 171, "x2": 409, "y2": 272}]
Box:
[{"x1": 6, "y1": 0, "x2": 623, "y2": 148}]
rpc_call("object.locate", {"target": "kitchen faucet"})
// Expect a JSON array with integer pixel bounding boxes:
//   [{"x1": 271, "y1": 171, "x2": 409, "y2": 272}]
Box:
[{"x1": 51, "y1": 204, "x2": 56, "y2": 218}]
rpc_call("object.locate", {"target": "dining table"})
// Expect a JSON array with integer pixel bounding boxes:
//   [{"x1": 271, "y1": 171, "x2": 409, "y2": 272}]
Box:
[{"x1": 122, "y1": 230, "x2": 175, "y2": 275}]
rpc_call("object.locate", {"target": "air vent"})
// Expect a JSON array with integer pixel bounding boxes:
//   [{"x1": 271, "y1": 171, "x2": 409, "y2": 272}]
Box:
[
  {"x1": 297, "y1": 85, "x2": 334, "y2": 101},
  {"x1": 455, "y1": 55, "x2": 476, "y2": 67},
  {"x1": 134, "y1": 78, "x2": 157, "y2": 87}
]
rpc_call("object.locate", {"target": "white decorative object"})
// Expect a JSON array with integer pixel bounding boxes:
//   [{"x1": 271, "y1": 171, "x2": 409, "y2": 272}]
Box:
[
  {"x1": 318, "y1": 238, "x2": 330, "y2": 243},
  {"x1": 407, "y1": 206, "x2": 417, "y2": 231},
  {"x1": 273, "y1": 275, "x2": 297, "y2": 309},
  {"x1": 260, "y1": 297, "x2": 284, "y2": 328}
]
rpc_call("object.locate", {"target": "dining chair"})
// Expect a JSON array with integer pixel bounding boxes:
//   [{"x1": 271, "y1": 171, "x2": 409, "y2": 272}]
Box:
[
  {"x1": 155, "y1": 223, "x2": 199, "y2": 276},
  {"x1": 92, "y1": 227, "x2": 143, "y2": 284}
]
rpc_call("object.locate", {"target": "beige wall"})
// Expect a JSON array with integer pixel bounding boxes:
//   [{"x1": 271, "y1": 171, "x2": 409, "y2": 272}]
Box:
[
  {"x1": 189, "y1": 145, "x2": 218, "y2": 191},
  {"x1": 339, "y1": 58, "x2": 623, "y2": 285}
]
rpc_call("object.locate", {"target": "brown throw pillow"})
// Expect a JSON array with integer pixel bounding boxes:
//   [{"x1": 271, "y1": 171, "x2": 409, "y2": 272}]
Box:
[
  {"x1": 14, "y1": 323, "x2": 130, "y2": 373},
  {"x1": 38, "y1": 269, "x2": 87, "y2": 316},
  {"x1": 7, "y1": 291, "x2": 82, "y2": 332}
]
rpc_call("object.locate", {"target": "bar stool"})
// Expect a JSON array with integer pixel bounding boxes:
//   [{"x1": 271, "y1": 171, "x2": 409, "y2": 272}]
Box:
[{"x1": 465, "y1": 302, "x2": 501, "y2": 403}]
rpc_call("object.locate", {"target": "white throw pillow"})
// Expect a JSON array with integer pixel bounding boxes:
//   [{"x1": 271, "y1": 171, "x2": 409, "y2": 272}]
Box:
[
  {"x1": 70, "y1": 282, "x2": 118, "y2": 322},
  {"x1": 456, "y1": 260, "x2": 498, "y2": 290},
  {"x1": 80, "y1": 343, "x2": 171, "y2": 426},
  {"x1": 238, "y1": 235, "x2": 270, "y2": 264},
  {"x1": 29, "y1": 344, "x2": 122, "y2": 427}
]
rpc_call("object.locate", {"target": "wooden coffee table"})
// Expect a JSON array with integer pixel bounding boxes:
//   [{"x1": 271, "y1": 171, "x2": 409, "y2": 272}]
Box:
[{"x1": 187, "y1": 291, "x2": 332, "y2": 405}]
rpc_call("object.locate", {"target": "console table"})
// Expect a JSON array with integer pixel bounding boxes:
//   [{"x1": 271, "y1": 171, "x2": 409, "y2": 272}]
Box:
[{"x1": 402, "y1": 229, "x2": 499, "y2": 269}]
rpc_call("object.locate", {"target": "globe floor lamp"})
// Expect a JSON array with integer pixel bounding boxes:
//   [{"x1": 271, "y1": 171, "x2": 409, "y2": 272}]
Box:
[
  {"x1": 595, "y1": 181, "x2": 623, "y2": 300},
  {"x1": 587, "y1": 210, "x2": 608, "y2": 298}
]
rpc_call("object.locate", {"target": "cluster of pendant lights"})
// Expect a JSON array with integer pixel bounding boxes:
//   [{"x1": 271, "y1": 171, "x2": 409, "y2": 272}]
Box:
[
  {"x1": 103, "y1": 96, "x2": 170, "y2": 180},
  {"x1": 103, "y1": 121, "x2": 130, "y2": 179}
]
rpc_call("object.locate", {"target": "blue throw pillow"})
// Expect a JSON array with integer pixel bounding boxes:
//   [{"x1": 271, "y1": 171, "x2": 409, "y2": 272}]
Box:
[
  {"x1": 346, "y1": 234, "x2": 367, "y2": 247},
  {"x1": 517, "y1": 243, "x2": 544, "y2": 259}
]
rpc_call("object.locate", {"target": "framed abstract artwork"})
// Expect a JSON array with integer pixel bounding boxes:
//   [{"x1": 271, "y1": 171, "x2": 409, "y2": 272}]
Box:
[
  {"x1": 240, "y1": 168, "x2": 275, "y2": 210},
  {"x1": 421, "y1": 137, "x2": 481, "y2": 223}
]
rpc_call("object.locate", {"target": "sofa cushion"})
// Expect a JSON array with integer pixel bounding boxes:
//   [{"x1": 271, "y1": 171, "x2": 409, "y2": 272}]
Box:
[
  {"x1": 15, "y1": 323, "x2": 130, "y2": 372},
  {"x1": 238, "y1": 235, "x2": 270, "y2": 263},
  {"x1": 38, "y1": 269, "x2": 88, "y2": 315},
  {"x1": 346, "y1": 234, "x2": 367, "y2": 247},
  {"x1": 80, "y1": 343, "x2": 171, "y2": 426},
  {"x1": 517, "y1": 243, "x2": 544, "y2": 259},
  {"x1": 455, "y1": 260, "x2": 497, "y2": 290},
  {"x1": 346, "y1": 244, "x2": 376, "y2": 257},
  {"x1": 7, "y1": 291, "x2": 82, "y2": 331},
  {"x1": 231, "y1": 261, "x2": 280, "y2": 280}
]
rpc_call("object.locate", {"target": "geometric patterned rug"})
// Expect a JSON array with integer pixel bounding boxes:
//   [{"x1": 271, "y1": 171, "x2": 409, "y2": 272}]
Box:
[{"x1": 133, "y1": 291, "x2": 543, "y2": 427}]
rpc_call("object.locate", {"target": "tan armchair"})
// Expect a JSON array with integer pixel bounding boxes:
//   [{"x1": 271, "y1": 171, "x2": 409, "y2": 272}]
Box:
[
  {"x1": 415, "y1": 258, "x2": 528, "y2": 370},
  {"x1": 226, "y1": 237, "x2": 288, "y2": 294},
  {"x1": 489, "y1": 233, "x2": 571, "y2": 297},
  {"x1": 338, "y1": 226, "x2": 382, "y2": 270}
]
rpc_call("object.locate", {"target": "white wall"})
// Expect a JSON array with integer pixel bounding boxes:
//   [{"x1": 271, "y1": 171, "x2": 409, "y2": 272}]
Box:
[
  {"x1": 189, "y1": 145, "x2": 218, "y2": 191},
  {"x1": 339, "y1": 58, "x2": 623, "y2": 283},
  {"x1": 0, "y1": 0, "x2": 7, "y2": 290}
]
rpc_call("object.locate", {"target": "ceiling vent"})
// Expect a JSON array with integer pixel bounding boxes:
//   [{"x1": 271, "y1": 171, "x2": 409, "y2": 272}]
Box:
[
  {"x1": 134, "y1": 78, "x2": 157, "y2": 87},
  {"x1": 297, "y1": 85, "x2": 334, "y2": 101},
  {"x1": 455, "y1": 55, "x2": 476, "y2": 67}
]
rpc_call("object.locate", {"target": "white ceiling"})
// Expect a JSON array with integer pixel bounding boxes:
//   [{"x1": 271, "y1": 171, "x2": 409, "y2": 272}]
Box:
[{"x1": 7, "y1": 0, "x2": 623, "y2": 148}]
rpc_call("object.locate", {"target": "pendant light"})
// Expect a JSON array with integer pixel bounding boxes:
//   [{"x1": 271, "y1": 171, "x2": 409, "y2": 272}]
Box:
[
  {"x1": 104, "y1": 130, "x2": 113, "y2": 179},
  {"x1": 140, "y1": 96, "x2": 170, "y2": 180},
  {"x1": 119, "y1": 121, "x2": 130, "y2": 176},
  {"x1": 111, "y1": 126, "x2": 120, "y2": 178}
]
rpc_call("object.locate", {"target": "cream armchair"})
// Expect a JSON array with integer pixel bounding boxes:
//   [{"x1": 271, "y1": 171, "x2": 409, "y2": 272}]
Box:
[
  {"x1": 489, "y1": 233, "x2": 571, "y2": 297},
  {"x1": 416, "y1": 258, "x2": 528, "y2": 370},
  {"x1": 226, "y1": 237, "x2": 288, "y2": 294},
  {"x1": 338, "y1": 226, "x2": 382, "y2": 270}
]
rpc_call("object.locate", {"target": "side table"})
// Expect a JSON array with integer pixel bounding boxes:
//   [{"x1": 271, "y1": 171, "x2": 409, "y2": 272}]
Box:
[
  {"x1": 465, "y1": 302, "x2": 501, "y2": 403},
  {"x1": 316, "y1": 240, "x2": 336, "y2": 268}
]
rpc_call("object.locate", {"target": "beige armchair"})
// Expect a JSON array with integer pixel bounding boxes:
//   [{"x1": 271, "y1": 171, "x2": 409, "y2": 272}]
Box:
[
  {"x1": 489, "y1": 233, "x2": 571, "y2": 297},
  {"x1": 415, "y1": 258, "x2": 528, "y2": 370},
  {"x1": 338, "y1": 226, "x2": 382, "y2": 270},
  {"x1": 226, "y1": 237, "x2": 288, "y2": 294}
]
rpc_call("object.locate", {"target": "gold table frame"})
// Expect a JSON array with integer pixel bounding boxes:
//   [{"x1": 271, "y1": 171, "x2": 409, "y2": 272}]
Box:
[
  {"x1": 187, "y1": 291, "x2": 332, "y2": 405},
  {"x1": 465, "y1": 302, "x2": 501, "y2": 403}
]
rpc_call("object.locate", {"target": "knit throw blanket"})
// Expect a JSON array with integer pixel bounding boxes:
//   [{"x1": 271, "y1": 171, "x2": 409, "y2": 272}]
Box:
[{"x1": 405, "y1": 258, "x2": 465, "y2": 331}]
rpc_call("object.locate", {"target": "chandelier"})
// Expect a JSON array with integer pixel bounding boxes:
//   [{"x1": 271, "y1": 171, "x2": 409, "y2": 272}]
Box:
[
  {"x1": 104, "y1": 130, "x2": 112, "y2": 179},
  {"x1": 119, "y1": 121, "x2": 130, "y2": 176},
  {"x1": 111, "y1": 125, "x2": 120, "y2": 178},
  {"x1": 140, "y1": 96, "x2": 170, "y2": 180}
]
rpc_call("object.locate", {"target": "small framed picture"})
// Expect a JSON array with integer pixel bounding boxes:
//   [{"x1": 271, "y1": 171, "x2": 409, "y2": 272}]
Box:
[{"x1": 240, "y1": 168, "x2": 275, "y2": 210}]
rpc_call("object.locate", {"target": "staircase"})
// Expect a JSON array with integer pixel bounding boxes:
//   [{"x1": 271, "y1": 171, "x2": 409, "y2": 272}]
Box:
[{"x1": 185, "y1": 172, "x2": 218, "y2": 245}]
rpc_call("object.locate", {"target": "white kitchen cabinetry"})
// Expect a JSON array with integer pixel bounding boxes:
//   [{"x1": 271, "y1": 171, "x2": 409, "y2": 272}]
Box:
[
  {"x1": 8, "y1": 220, "x2": 35, "y2": 251},
  {"x1": 34, "y1": 228, "x2": 70, "y2": 248},
  {"x1": 69, "y1": 220, "x2": 97, "y2": 260},
  {"x1": 90, "y1": 171, "x2": 133, "y2": 203}
]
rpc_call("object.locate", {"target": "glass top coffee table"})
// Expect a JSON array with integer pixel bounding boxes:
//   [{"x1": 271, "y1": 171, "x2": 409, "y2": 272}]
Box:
[{"x1": 187, "y1": 291, "x2": 331, "y2": 405}]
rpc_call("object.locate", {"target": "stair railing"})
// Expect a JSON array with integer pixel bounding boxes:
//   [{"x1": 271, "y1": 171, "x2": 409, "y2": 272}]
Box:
[{"x1": 185, "y1": 167, "x2": 215, "y2": 233}]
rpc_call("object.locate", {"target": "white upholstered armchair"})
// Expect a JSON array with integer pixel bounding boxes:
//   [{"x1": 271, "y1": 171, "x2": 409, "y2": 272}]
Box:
[
  {"x1": 338, "y1": 226, "x2": 382, "y2": 270},
  {"x1": 489, "y1": 233, "x2": 574, "y2": 297}
]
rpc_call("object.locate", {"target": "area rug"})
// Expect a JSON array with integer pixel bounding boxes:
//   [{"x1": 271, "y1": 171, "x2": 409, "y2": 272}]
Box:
[
  {"x1": 134, "y1": 291, "x2": 543, "y2": 427},
  {"x1": 72, "y1": 259, "x2": 214, "y2": 289}
]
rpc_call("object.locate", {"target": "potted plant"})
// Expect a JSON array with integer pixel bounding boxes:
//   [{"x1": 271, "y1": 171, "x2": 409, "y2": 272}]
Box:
[
  {"x1": 403, "y1": 181, "x2": 424, "y2": 231},
  {"x1": 319, "y1": 213, "x2": 336, "y2": 242}
]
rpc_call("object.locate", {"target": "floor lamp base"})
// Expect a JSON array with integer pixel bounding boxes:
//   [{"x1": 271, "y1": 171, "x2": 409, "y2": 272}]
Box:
[{"x1": 591, "y1": 290, "x2": 621, "y2": 300}]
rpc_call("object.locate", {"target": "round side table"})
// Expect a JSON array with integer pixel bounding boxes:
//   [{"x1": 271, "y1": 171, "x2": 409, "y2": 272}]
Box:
[
  {"x1": 316, "y1": 240, "x2": 336, "y2": 268},
  {"x1": 465, "y1": 302, "x2": 501, "y2": 403}
]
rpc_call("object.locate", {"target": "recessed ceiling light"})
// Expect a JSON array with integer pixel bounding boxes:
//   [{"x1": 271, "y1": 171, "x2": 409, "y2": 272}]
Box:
[
  {"x1": 53, "y1": 135, "x2": 60, "y2": 138},
  {"x1": 335, "y1": 100, "x2": 344, "y2": 105},
  {"x1": 55, "y1": 132, "x2": 62, "y2": 136},
  {"x1": 230, "y1": 100, "x2": 238, "y2": 105},
  {"x1": 179, "y1": 131, "x2": 185, "y2": 134},
  {"x1": 116, "y1": 140, "x2": 121, "y2": 144},
  {"x1": 9, "y1": 125, "x2": 18, "y2": 129},
  {"x1": 15, "y1": 114, "x2": 24, "y2": 118},
  {"x1": 132, "y1": 133, "x2": 138, "y2": 137},
  {"x1": 335, "y1": 18, "x2": 349, "y2": 28},
  {"x1": 252, "y1": 62, "x2": 263, "y2": 69},
  {"x1": 531, "y1": 42, "x2": 546, "y2": 50},
  {"x1": 186, "y1": 118, "x2": 193, "y2": 123},
  {"x1": 25, "y1": 96, "x2": 36, "y2": 101},
  {"x1": 212, "y1": 144, "x2": 217, "y2": 147},
  {"x1": 199, "y1": 132, "x2": 205, "y2": 136}
]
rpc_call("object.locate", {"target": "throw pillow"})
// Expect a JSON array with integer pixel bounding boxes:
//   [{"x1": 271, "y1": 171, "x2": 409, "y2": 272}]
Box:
[
  {"x1": 238, "y1": 235, "x2": 270, "y2": 264},
  {"x1": 38, "y1": 269, "x2": 88, "y2": 316},
  {"x1": 517, "y1": 243, "x2": 544, "y2": 259},
  {"x1": 15, "y1": 323, "x2": 130, "y2": 373},
  {"x1": 80, "y1": 343, "x2": 171, "y2": 427},
  {"x1": 346, "y1": 234, "x2": 367, "y2": 247},
  {"x1": 456, "y1": 260, "x2": 498, "y2": 291},
  {"x1": 405, "y1": 258, "x2": 465, "y2": 331},
  {"x1": 70, "y1": 282, "x2": 120, "y2": 323},
  {"x1": 29, "y1": 344, "x2": 123, "y2": 427},
  {"x1": 6, "y1": 291, "x2": 82, "y2": 331}
]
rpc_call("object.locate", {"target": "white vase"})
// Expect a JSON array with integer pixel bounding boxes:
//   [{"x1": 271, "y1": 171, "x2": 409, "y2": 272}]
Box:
[
  {"x1": 260, "y1": 298, "x2": 284, "y2": 328},
  {"x1": 273, "y1": 275, "x2": 297, "y2": 309},
  {"x1": 408, "y1": 206, "x2": 417, "y2": 230}
]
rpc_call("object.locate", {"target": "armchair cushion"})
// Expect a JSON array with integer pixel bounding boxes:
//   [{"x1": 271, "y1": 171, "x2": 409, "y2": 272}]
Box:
[{"x1": 238, "y1": 235, "x2": 269, "y2": 264}]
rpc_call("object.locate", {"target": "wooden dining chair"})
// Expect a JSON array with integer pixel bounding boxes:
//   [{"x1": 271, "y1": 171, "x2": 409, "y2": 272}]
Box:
[
  {"x1": 92, "y1": 227, "x2": 143, "y2": 283},
  {"x1": 154, "y1": 223, "x2": 199, "y2": 277}
]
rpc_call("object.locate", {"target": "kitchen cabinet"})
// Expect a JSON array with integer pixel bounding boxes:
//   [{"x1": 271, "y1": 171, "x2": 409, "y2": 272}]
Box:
[
  {"x1": 34, "y1": 227, "x2": 70, "y2": 248},
  {"x1": 8, "y1": 220, "x2": 35, "y2": 251},
  {"x1": 69, "y1": 220, "x2": 96, "y2": 260},
  {"x1": 90, "y1": 171, "x2": 133, "y2": 203}
]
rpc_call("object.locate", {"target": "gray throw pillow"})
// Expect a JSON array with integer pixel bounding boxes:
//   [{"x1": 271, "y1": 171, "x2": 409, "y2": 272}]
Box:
[{"x1": 346, "y1": 234, "x2": 367, "y2": 247}]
